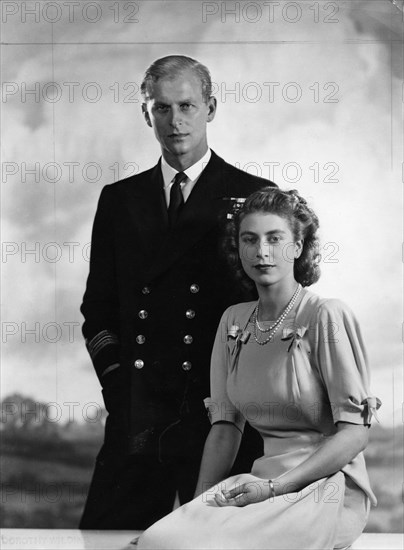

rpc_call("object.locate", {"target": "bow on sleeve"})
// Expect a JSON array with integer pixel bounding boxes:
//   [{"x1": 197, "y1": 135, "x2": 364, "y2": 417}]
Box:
[{"x1": 361, "y1": 396, "x2": 382, "y2": 424}]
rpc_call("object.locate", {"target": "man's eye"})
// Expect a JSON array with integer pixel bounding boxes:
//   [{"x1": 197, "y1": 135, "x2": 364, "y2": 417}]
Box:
[
  {"x1": 181, "y1": 103, "x2": 192, "y2": 110},
  {"x1": 156, "y1": 105, "x2": 169, "y2": 112},
  {"x1": 268, "y1": 236, "x2": 281, "y2": 243}
]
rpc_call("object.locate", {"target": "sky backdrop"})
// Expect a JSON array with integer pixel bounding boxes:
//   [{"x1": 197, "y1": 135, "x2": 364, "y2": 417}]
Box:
[{"x1": 1, "y1": 0, "x2": 403, "y2": 428}]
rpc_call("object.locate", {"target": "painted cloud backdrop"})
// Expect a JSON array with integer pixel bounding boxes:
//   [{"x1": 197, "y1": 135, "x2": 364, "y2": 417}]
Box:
[{"x1": 2, "y1": 0, "x2": 402, "y2": 425}]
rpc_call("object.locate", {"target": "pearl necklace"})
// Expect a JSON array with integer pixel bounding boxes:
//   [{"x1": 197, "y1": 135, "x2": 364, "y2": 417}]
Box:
[{"x1": 253, "y1": 284, "x2": 302, "y2": 345}]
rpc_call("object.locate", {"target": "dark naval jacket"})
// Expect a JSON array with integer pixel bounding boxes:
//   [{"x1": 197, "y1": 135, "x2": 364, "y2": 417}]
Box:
[{"x1": 81, "y1": 150, "x2": 275, "y2": 459}]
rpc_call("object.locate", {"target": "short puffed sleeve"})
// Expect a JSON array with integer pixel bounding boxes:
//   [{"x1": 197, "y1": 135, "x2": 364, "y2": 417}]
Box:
[
  {"x1": 204, "y1": 307, "x2": 246, "y2": 434},
  {"x1": 312, "y1": 299, "x2": 381, "y2": 425}
]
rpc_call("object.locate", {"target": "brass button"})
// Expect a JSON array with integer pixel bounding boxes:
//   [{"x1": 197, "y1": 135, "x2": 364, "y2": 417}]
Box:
[
  {"x1": 185, "y1": 309, "x2": 195, "y2": 319},
  {"x1": 142, "y1": 286, "x2": 151, "y2": 295},
  {"x1": 183, "y1": 335, "x2": 193, "y2": 344},
  {"x1": 136, "y1": 335, "x2": 146, "y2": 344},
  {"x1": 138, "y1": 310, "x2": 148, "y2": 319},
  {"x1": 134, "y1": 359, "x2": 144, "y2": 369},
  {"x1": 182, "y1": 361, "x2": 192, "y2": 371},
  {"x1": 190, "y1": 284, "x2": 199, "y2": 294}
]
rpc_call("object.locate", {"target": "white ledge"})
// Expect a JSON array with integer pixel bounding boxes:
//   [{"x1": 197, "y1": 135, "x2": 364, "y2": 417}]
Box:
[{"x1": 0, "y1": 530, "x2": 402, "y2": 550}]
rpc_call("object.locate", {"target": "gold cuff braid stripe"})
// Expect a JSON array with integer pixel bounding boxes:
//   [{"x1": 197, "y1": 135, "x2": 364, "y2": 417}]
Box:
[{"x1": 86, "y1": 330, "x2": 119, "y2": 359}]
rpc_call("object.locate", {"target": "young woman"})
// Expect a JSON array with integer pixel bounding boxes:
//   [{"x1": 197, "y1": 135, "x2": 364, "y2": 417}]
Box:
[{"x1": 137, "y1": 188, "x2": 380, "y2": 550}]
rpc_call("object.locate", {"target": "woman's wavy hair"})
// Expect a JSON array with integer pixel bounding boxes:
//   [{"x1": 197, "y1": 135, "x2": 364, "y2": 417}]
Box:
[{"x1": 224, "y1": 187, "x2": 321, "y2": 289}]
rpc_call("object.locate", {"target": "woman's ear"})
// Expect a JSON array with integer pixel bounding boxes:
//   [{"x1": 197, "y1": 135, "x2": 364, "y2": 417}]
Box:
[{"x1": 295, "y1": 240, "x2": 303, "y2": 259}]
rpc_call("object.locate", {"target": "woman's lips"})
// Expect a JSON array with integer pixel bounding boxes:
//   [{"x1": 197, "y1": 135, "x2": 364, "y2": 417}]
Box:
[{"x1": 254, "y1": 264, "x2": 275, "y2": 270}]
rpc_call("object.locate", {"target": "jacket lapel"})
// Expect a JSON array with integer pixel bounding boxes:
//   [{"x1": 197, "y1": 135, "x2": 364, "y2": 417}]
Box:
[{"x1": 146, "y1": 152, "x2": 231, "y2": 281}]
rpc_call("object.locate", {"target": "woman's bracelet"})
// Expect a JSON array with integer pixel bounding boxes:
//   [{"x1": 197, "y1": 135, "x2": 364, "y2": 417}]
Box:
[{"x1": 268, "y1": 479, "x2": 275, "y2": 498}]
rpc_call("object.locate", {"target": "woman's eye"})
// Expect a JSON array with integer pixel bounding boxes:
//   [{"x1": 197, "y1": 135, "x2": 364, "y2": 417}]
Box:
[
  {"x1": 268, "y1": 236, "x2": 281, "y2": 244},
  {"x1": 241, "y1": 237, "x2": 256, "y2": 245}
]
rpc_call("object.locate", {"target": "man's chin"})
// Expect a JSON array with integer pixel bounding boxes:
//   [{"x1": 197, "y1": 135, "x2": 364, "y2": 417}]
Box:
[
  {"x1": 169, "y1": 144, "x2": 189, "y2": 154},
  {"x1": 166, "y1": 147, "x2": 190, "y2": 159}
]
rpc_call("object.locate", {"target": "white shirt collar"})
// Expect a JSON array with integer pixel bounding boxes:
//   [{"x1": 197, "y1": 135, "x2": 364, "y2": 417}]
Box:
[{"x1": 161, "y1": 148, "x2": 212, "y2": 188}]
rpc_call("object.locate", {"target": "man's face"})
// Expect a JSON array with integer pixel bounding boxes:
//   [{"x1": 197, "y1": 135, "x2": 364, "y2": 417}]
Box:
[{"x1": 142, "y1": 70, "x2": 216, "y2": 167}]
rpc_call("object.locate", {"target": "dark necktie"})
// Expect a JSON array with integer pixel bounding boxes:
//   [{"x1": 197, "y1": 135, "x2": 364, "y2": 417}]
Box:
[{"x1": 168, "y1": 171, "x2": 187, "y2": 227}]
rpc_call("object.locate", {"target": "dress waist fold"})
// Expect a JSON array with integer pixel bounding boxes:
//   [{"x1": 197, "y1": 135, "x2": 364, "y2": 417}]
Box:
[{"x1": 251, "y1": 431, "x2": 377, "y2": 506}]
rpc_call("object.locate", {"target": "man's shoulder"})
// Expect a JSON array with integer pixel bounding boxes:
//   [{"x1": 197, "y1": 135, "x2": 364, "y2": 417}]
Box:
[
  {"x1": 112, "y1": 164, "x2": 157, "y2": 188},
  {"x1": 211, "y1": 151, "x2": 276, "y2": 190},
  {"x1": 99, "y1": 163, "x2": 159, "y2": 201}
]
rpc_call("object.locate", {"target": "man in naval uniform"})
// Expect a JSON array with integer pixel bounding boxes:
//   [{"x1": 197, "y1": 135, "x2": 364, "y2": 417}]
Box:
[{"x1": 79, "y1": 55, "x2": 275, "y2": 530}]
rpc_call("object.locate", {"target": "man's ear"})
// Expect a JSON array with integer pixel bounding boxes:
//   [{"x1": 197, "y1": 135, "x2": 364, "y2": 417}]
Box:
[
  {"x1": 206, "y1": 96, "x2": 217, "y2": 123},
  {"x1": 142, "y1": 103, "x2": 152, "y2": 127}
]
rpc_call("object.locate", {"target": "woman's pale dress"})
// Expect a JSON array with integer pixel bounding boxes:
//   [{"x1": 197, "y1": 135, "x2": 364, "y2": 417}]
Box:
[{"x1": 138, "y1": 289, "x2": 380, "y2": 550}]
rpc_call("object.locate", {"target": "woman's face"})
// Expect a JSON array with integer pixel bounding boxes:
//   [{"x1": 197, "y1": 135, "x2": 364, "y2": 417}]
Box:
[{"x1": 238, "y1": 212, "x2": 302, "y2": 289}]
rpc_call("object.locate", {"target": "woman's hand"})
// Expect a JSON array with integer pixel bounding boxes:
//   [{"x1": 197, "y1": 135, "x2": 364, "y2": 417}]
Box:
[{"x1": 214, "y1": 479, "x2": 270, "y2": 507}]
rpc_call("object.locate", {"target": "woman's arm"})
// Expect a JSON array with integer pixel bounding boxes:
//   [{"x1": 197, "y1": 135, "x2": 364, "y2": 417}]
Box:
[
  {"x1": 273, "y1": 421, "x2": 369, "y2": 494},
  {"x1": 194, "y1": 421, "x2": 242, "y2": 498},
  {"x1": 216, "y1": 422, "x2": 368, "y2": 506}
]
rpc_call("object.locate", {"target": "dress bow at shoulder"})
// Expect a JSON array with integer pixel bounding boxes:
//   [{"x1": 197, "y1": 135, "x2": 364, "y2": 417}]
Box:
[
  {"x1": 227, "y1": 324, "x2": 251, "y2": 356},
  {"x1": 281, "y1": 325, "x2": 308, "y2": 352},
  {"x1": 226, "y1": 321, "x2": 251, "y2": 372}
]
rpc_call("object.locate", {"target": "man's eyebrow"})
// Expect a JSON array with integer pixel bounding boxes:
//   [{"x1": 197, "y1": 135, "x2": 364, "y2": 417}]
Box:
[{"x1": 152, "y1": 99, "x2": 194, "y2": 106}]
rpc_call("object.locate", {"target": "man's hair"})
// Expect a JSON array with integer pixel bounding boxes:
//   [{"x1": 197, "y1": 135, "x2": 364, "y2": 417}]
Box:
[{"x1": 140, "y1": 55, "x2": 212, "y2": 103}]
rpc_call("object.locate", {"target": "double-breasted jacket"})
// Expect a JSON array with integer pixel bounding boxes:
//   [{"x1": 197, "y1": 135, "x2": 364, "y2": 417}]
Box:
[{"x1": 81, "y1": 151, "x2": 275, "y2": 458}]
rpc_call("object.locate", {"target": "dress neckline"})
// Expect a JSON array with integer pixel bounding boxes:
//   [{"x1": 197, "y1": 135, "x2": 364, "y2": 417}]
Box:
[{"x1": 247, "y1": 288, "x2": 308, "y2": 325}]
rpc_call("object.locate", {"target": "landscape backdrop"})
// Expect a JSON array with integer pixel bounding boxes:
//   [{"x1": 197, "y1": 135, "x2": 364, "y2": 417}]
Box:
[{"x1": 0, "y1": 394, "x2": 403, "y2": 531}]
